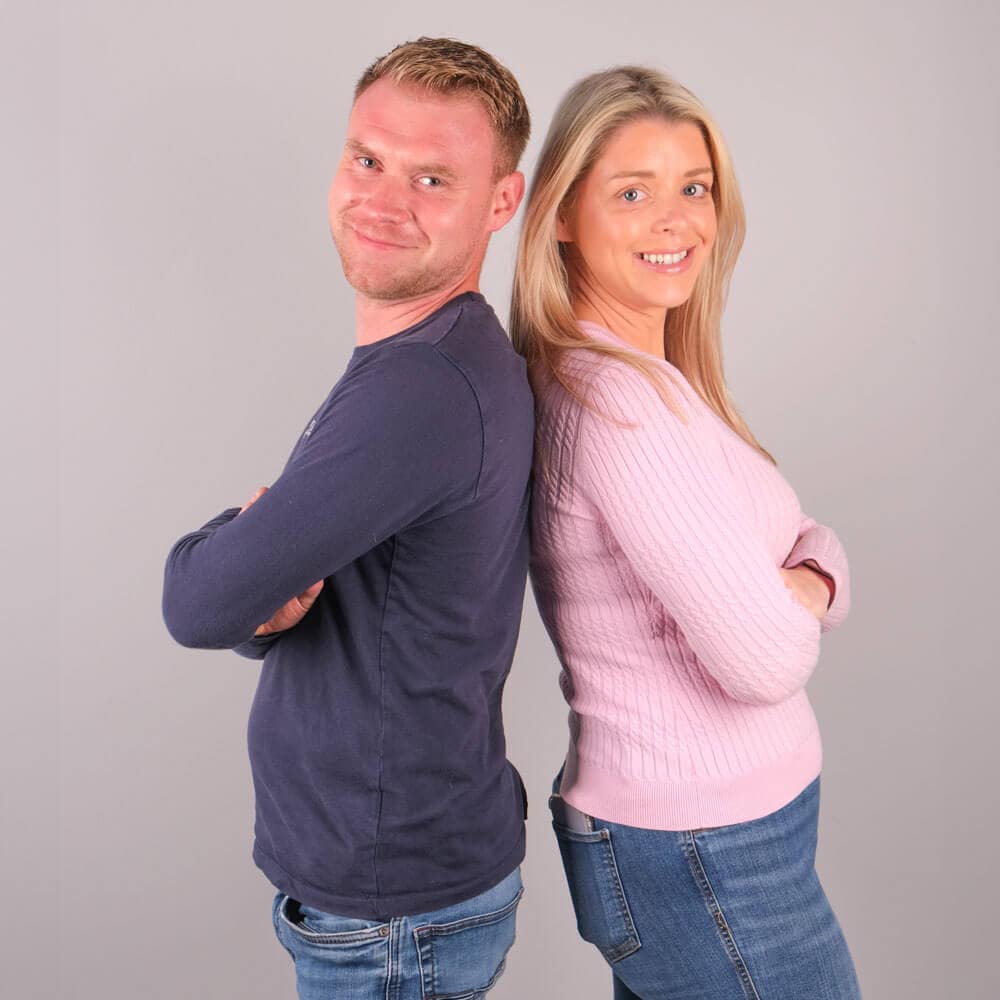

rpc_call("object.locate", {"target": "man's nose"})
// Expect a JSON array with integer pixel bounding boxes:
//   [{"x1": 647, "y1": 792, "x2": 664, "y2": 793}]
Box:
[{"x1": 357, "y1": 176, "x2": 412, "y2": 225}]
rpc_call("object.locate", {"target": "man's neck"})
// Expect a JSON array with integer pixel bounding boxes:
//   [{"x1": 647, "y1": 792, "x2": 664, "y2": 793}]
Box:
[{"x1": 355, "y1": 272, "x2": 482, "y2": 346}]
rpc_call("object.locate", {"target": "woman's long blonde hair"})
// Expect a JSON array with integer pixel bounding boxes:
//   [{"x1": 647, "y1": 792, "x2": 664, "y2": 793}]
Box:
[{"x1": 510, "y1": 65, "x2": 771, "y2": 459}]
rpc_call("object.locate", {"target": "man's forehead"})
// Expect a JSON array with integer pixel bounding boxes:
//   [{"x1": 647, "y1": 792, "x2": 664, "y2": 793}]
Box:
[{"x1": 346, "y1": 79, "x2": 494, "y2": 164}]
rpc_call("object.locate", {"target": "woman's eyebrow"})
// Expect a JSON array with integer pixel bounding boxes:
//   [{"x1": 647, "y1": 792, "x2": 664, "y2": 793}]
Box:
[
  {"x1": 607, "y1": 169, "x2": 656, "y2": 181},
  {"x1": 606, "y1": 166, "x2": 714, "y2": 181}
]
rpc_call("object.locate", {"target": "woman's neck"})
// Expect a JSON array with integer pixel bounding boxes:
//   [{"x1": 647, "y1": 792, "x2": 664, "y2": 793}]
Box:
[{"x1": 570, "y1": 280, "x2": 667, "y2": 359}]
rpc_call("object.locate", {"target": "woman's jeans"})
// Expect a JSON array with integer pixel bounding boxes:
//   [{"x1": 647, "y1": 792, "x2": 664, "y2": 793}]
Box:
[
  {"x1": 550, "y1": 777, "x2": 861, "y2": 999},
  {"x1": 271, "y1": 866, "x2": 522, "y2": 1000}
]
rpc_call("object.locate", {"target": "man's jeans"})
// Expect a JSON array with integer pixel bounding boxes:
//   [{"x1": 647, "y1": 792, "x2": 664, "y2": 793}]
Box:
[
  {"x1": 550, "y1": 777, "x2": 861, "y2": 999},
  {"x1": 272, "y1": 867, "x2": 522, "y2": 1000}
]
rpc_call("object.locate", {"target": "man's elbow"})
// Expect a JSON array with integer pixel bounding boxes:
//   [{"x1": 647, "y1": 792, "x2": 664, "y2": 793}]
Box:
[{"x1": 162, "y1": 594, "x2": 244, "y2": 651}]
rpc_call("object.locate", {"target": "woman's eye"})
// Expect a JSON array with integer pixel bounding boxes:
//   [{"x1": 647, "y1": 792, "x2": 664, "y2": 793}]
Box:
[
  {"x1": 683, "y1": 182, "x2": 708, "y2": 197},
  {"x1": 621, "y1": 188, "x2": 645, "y2": 203}
]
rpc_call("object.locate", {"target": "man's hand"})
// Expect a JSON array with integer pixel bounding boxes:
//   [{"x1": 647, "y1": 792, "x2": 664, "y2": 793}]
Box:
[
  {"x1": 239, "y1": 485, "x2": 269, "y2": 514},
  {"x1": 779, "y1": 565, "x2": 829, "y2": 621},
  {"x1": 239, "y1": 485, "x2": 325, "y2": 636}
]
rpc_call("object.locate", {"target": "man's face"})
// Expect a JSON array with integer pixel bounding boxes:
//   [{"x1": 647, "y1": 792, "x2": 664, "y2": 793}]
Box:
[{"x1": 329, "y1": 79, "x2": 505, "y2": 301}]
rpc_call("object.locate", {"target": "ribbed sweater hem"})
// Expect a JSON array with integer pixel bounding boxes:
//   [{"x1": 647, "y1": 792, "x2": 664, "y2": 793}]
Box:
[{"x1": 560, "y1": 732, "x2": 822, "y2": 831}]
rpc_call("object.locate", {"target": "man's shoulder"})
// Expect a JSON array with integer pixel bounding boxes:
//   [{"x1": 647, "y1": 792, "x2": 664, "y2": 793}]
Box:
[
  {"x1": 397, "y1": 292, "x2": 502, "y2": 355},
  {"x1": 361, "y1": 292, "x2": 530, "y2": 423},
  {"x1": 427, "y1": 293, "x2": 528, "y2": 394}
]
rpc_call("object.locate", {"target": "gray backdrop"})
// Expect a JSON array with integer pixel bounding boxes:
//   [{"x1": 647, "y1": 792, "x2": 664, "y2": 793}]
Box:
[{"x1": 9, "y1": 0, "x2": 998, "y2": 996}]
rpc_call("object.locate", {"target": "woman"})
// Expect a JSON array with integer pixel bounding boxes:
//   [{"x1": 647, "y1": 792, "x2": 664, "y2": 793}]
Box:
[{"x1": 511, "y1": 67, "x2": 861, "y2": 998}]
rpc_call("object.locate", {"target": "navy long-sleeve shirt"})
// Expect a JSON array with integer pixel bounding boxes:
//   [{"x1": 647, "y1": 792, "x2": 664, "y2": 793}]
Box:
[{"x1": 162, "y1": 292, "x2": 534, "y2": 918}]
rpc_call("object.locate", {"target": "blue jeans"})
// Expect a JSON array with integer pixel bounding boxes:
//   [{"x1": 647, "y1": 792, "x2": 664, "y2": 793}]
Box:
[
  {"x1": 550, "y1": 777, "x2": 861, "y2": 999},
  {"x1": 271, "y1": 866, "x2": 522, "y2": 1000}
]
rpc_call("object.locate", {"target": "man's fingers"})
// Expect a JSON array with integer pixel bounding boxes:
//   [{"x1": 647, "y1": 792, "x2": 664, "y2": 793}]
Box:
[
  {"x1": 253, "y1": 581, "x2": 325, "y2": 637},
  {"x1": 239, "y1": 485, "x2": 269, "y2": 513},
  {"x1": 299, "y1": 579, "x2": 325, "y2": 608}
]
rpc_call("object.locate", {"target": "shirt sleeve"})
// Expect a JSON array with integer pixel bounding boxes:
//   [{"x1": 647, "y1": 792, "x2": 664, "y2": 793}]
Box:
[
  {"x1": 783, "y1": 515, "x2": 851, "y2": 632},
  {"x1": 162, "y1": 344, "x2": 482, "y2": 650},
  {"x1": 230, "y1": 633, "x2": 283, "y2": 660},
  {"x1": 575, "y1": 362, "x2": 823, "y2": 706}
]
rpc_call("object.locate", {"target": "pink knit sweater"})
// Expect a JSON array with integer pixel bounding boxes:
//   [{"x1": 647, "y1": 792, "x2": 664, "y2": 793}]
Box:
[{"x1": 530, "y1": 321, "x2": 851, "y2": 830}]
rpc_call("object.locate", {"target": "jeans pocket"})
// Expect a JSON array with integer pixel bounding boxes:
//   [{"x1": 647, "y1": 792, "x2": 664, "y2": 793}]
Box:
[
  {"x1": 552, "y1": 822, "x2": 641, "y2": 964},
  {"x1": 413, "y1": 885, "x2": 522, "y2": 999},
  {"x1": 276, "y1": 895, "x2": 391, "y2": 947}
]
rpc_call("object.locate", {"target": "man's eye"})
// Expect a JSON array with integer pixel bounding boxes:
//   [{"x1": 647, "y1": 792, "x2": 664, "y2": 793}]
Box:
[
  {"x1": 358, "y1": 156, "x2": 377, "y2": 169},
  {"x1": 621, "y1": 188, "x2": 644, "y2": 203},
  {"x1": 418, "y1": 176, "x2": 443, "y2": 187},
  {"x1": 683, "y1": 182, "x2": 708, "y2": 196}
]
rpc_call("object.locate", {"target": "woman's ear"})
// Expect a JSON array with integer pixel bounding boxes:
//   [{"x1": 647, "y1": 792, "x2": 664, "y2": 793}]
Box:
[{"x1": 555, "y1": 207, "x2": 573, "y2": 243}]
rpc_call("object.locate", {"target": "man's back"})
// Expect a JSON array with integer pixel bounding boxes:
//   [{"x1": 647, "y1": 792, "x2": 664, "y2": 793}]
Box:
[
  {"x1": 163, "y1": 36, "x2": 534, "y2": 995},
  {"x1": 163, "y1": 292, "x2": 533, "y2": 918}
]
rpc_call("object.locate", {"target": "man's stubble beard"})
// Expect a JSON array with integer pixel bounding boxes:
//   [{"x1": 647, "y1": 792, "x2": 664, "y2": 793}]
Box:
[
  {"x1": 336, "y1": 249, "x2": 460, "y2": 301},
  {"x1": 332, "y1": 217, "x2": 490, "y2": 302}
]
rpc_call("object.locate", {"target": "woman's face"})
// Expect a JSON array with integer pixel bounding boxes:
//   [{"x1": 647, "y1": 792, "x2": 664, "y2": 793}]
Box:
[{"x1": 558, "y1": 117, "x2": 718, "y2": 316}]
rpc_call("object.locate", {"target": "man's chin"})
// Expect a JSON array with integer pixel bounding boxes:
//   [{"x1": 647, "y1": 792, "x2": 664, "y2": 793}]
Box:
[
  {"x1": 348, "y1": 277, "x2": 430, "y2": 301},
  {"x1": 339, "y1": 261, "x2": 449, "y2": 302}
]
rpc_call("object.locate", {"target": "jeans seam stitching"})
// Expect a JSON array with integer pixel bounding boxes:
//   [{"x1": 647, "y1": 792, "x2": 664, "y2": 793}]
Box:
[
  {"x1": 413, "y1": 887, "x2": 523, "y2": 937},
  {"x1": 598, "y1": 830, "x2": 642, "y2": 963},
  {"x1": 416, "y1": 955, "x2": 508, "y2": 999},
  {"x1": 413, "y1": 889, "x2": 520, "y2": 999},
  {"x1": 683, "y1": 832, "x2": 762, "y2": 1000},
  {"x1": 383, "y1": 915, "x2": 391, "y2": 1000},
  {"x1": 389, "y1": 916, "x2": 402, "y2": 1000},
  {"x1": 277, "y1": 905, "x2": 390, "y2": 944}
]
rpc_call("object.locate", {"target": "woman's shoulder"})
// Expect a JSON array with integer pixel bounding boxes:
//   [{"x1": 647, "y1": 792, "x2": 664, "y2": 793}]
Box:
[{"x1": 549, "y1": 345, "x2": 700, "y2": 430}]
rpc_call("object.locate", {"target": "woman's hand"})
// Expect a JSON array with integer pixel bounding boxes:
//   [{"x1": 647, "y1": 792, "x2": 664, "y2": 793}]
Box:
[
  {"x1": 239, "y1": 485, "x2": 325, "y2": 636},
  {"x1": 779, "y1": 565, "x2": 830, "y2": 621}
]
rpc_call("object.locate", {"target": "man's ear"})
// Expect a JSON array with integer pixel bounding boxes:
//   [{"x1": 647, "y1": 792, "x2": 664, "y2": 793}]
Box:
[{"x1": 487, "y1": 171, "x2": 526, "y2": 233}]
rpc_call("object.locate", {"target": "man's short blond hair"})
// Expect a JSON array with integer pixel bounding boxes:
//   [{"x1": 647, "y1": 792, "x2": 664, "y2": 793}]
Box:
[{"x1": 356, "y1": 37, "x2": 530, "y2": 179}]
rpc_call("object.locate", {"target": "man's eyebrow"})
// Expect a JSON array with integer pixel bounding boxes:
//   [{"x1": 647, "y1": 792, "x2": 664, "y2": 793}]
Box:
[
  {"x1": 606, "y1": 166, "x2": 715, "y2": 181},
  {"x1": 345, "y1": 138, "x2": 376, "y2": 157},
  {"x1": 414, "y1": 162, "x2": 458, "y2": 182}
]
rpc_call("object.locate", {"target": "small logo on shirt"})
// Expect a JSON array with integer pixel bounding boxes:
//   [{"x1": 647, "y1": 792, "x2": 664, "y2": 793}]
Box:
[{"x1": 303, "y1": 418, "x2": 317, "y2": 438}]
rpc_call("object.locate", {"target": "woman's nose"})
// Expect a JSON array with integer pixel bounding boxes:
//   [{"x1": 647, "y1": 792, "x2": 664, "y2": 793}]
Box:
[{"x1": 651, "y1": 195, "x2": 691, "y2": 236}]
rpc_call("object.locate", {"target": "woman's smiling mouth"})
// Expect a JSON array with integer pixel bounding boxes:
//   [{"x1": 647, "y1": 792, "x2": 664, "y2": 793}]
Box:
[{"x1": 635, "y1": 247, "x2": 695, "y2": 272}]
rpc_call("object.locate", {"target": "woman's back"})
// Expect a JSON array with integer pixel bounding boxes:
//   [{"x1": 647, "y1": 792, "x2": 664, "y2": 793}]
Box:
[{"x1": 529, "y1": 323, "x2": 850, "y2": 830}]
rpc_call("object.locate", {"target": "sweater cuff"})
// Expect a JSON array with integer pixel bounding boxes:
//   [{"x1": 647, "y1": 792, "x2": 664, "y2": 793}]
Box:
[
  {"x1": 231, "y1": 631, "x2": 283, "y2": 660},
  {"x1": 784, "y1": 524, "x2": 851, "y2": 633}
]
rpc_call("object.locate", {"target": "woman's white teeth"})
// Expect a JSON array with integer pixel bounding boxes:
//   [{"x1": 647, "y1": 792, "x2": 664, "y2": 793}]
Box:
[{"x1": 641, "y1": 250, "x2": 688, "y2": 265}]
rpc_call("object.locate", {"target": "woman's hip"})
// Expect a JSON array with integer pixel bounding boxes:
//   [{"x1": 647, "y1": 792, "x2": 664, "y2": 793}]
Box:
[{"x1": 549, "y1": 776, "x2": 861, "y2": 998}]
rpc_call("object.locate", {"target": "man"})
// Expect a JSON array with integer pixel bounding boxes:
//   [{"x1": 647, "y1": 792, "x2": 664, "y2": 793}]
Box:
[{"x1": 162, "y1": 38, "x2": 532, "y2": 998}]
